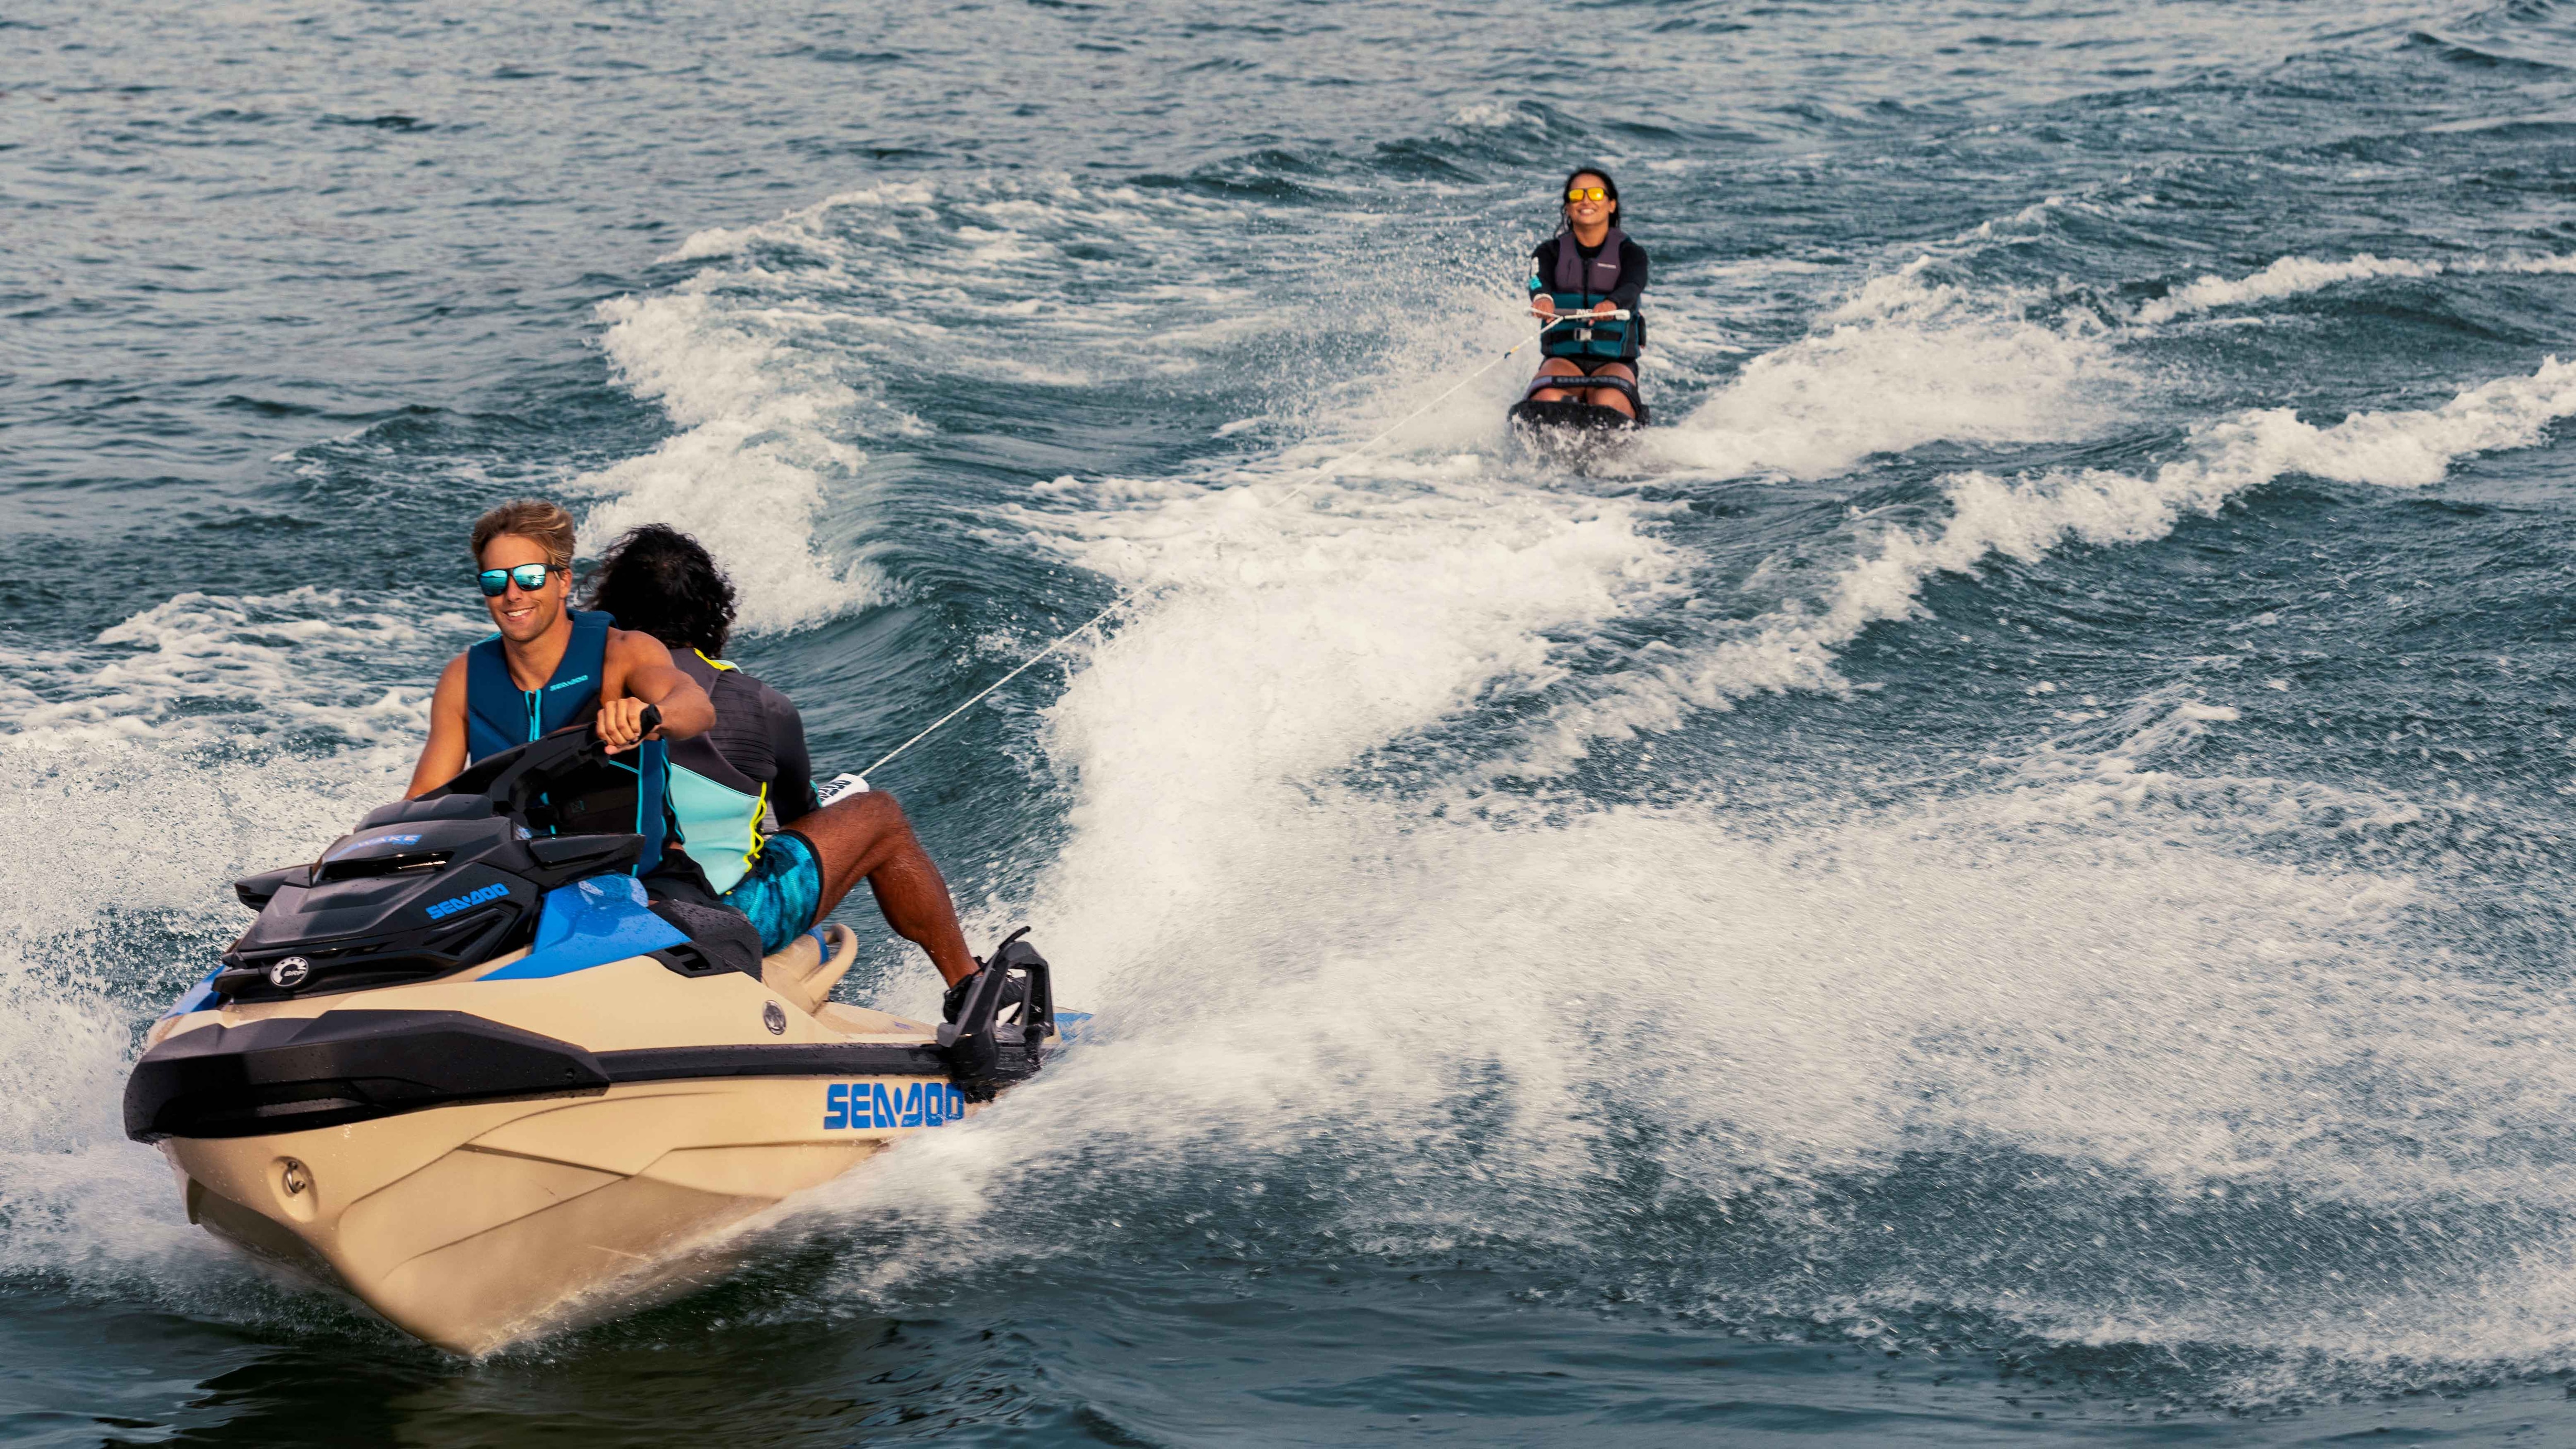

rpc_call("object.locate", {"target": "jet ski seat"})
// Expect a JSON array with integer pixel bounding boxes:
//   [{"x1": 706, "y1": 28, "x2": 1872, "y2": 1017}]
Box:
[{"x1": 760, "y1": 922, "x2": 861, "y2": 1015}]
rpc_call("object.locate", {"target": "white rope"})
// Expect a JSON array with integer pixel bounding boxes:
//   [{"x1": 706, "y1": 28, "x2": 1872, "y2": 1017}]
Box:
[
  {"x1": 857, "y1": 309, "x2": 1626, "y2": 779},
  {"x1": 857, "y1": 585, "x2": 1149, "y2": 778}
]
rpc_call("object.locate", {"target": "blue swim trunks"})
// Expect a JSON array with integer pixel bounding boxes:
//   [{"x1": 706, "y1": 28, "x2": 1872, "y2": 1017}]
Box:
[{"x1": 721, "y1": 830, "x2": 823, "y2": 954}]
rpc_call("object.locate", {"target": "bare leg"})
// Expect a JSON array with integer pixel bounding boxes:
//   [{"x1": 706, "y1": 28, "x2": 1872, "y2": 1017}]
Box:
[
  {"x1": 781, "y1": 791, "x2": 978, "y2": 985},
  {"x1": 1586, "y1": 363, "x2": 1638, "y2": 419},
  {"x1": 1527, "y1": 356, "x2": 1585, "y2": 403}
]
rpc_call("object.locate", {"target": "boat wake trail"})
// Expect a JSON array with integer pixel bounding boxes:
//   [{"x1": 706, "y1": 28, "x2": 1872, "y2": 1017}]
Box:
[{"x1": 1518, "y1": 357, "x2": 2576, "y2": 771}]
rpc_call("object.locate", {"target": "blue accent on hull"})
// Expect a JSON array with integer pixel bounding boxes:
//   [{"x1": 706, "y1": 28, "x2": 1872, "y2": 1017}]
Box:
[{"x1": 161, "y1": 967, "x2": 225, "y2": 1018}]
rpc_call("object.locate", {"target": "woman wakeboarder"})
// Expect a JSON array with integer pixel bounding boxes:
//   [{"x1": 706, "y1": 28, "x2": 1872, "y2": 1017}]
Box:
[{"x1": 1512, "y1": 166, "x2": 1650, "y2": 446}]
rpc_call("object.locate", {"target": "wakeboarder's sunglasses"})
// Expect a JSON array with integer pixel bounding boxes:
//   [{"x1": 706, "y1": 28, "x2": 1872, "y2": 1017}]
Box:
[
  {"x1": 1566, "y1": 186, "x2": 1609, "y2": 202},
  {"x1": 477, "y1": 563, "x2": 556, "y2": 596}
]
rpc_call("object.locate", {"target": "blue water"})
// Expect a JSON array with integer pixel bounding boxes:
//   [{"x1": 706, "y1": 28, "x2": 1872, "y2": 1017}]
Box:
[{"x1": 16, "y1": 0, "x2": 2576, "y2": 1440}]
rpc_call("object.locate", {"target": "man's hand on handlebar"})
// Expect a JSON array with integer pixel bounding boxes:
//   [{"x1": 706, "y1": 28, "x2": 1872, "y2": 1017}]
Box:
[{"x1": 595, "y1": 697, "x2": 665, "y2": 755}]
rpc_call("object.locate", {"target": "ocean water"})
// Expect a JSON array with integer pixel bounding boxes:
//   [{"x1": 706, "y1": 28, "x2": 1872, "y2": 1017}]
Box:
[{"x1": 14, "y1": 0, "x2": 2576, "y2": 1440}]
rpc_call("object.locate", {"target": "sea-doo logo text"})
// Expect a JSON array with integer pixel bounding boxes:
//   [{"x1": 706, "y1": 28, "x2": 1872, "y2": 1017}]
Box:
[
  {"x1": 267, "y1": 957, "x2": 310, "y2": 988},
  {"x1": 426, "y1": 883, "x2": 510, "y2": 920},
  {"x1": 822, "y1": 1081, "x2": 964, "y2": 1131},
  {"x1": 547, "y1": 674, "x2": 592, "y2": 692}
]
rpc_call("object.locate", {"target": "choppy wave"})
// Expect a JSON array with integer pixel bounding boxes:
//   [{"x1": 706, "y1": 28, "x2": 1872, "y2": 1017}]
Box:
[
  {"x1": 0, "y1": 588, "x2": 464, "y2": 752},
  {"x1": 2138, "y1": 250, "x2": 2576, "y2": 325}
]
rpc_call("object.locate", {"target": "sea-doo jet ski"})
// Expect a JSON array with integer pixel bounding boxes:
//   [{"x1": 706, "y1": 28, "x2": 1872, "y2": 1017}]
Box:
[{"x1": 124, "y1": 710, "x2": 1057, "y2": 1354}]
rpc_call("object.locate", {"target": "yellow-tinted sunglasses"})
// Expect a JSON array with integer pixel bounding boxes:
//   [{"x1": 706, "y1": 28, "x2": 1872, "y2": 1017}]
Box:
[{"x1": 1566, "y1": 186, "x2": 1608, "y2": 202}]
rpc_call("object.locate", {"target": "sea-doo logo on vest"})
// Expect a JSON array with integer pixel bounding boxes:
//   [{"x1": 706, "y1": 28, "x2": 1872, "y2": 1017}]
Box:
[
  {"x1": 267, "y1": 957, "x2": 310, "y2": 988},
  {"x1": 547, "y1": 674, "x2": 592, "y2": 692},
  {"x1": 426, "y1": 882, "x2": 511, "y2": 920},
  {"x1": 822, "y1": 1081, "x2": 965, "y2": 1130}
]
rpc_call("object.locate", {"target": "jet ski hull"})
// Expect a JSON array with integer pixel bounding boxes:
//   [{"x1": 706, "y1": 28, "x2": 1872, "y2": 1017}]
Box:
[
  {"x1": 134, "y1": 945, "x2": 1042, "y2": 1354},
  {"x1": 159, "y1": 1071, "x2": 939, "y2": 1353}
]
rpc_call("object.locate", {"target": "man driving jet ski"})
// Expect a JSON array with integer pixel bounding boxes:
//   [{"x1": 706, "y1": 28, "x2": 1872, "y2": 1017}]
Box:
[
  {"x1": 580, "y1": 522, "x2": 981, "y2": 1003},
  {"x1": 406, "y1": 499, "x2": 765, "y2": 967},
  {"x1": 409, "y1": 500, "x2": 979, "y2": 1004}
]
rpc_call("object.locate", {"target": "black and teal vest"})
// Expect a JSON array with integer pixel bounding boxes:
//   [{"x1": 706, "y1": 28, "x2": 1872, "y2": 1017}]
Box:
[
  {"x1": 665, "y1": 649, "x2": 772, "y2": 894},
  {"x1": 1532, "y1": 227, "x2": 1642, "y2": 362},
  {"x1": 464, "y1": 608, "x2": 669, "y2": 871}
]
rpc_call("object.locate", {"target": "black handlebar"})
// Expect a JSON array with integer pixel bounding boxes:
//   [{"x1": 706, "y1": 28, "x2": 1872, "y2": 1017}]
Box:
[{"x1": 583, "y1": 701, "x2": 663, "y2": 751}]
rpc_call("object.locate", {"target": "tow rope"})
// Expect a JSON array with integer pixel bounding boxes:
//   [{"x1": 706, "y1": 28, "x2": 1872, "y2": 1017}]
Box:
[{"x1": 850, "y1": 308, "x2": 1633, "y2": 783}]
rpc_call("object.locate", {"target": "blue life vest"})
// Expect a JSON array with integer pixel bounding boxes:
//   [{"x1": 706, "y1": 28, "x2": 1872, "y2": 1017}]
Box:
[
  {"x1": 1531, "y1": 227, "x2": 1642, "y2": 362},
  {"x1": 463, "y1": 608, "x2": 668, "y2": 872}
]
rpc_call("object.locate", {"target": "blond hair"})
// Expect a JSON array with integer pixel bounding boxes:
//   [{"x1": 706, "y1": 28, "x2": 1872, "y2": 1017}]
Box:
[{"x1": 469, "y1": 499, "x2": 577, "y2": 571}]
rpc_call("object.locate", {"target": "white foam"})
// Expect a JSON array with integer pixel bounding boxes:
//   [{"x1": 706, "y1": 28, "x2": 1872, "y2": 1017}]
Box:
[
  {"x1": 1, "y1": 588, "x2": 466, "y2": 752},
  {"x1": 810, "y1": 760, "x2": 2576, "y2": 1374},
  {"x1": 1652, "y1": 260, "x2": 2129, "y2": 480},
  {"x1": 0, "y1": 580, "x2": 454, "y2": 1299},
  {"x1": 0, "y1": 735, "x2": 413, "y2": 1303},
  {"x1": 573, "y1": 288, "x2": 891, "y2": 635},
  {"x1": 1002, "y1": 459, "x2": 1688, "y2": 951},
  {"x1": 1445, "y1": 100, "x2": 1542, "y2": 131},
  {"x1": 764, "y1": 306, "x2": 2576, "y2": 1372},
  {"x1": 2138, "y1": 251, "x2": 2576, "y2": 325}
]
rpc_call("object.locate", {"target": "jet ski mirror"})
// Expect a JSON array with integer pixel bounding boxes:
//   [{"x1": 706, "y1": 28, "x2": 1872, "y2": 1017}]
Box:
[
  {"x1": 526, "y1": 833, "x2": 647, "y2": 877},
  {"x1": 233, "y1": 864, "x2": 311, "y2": 912}
]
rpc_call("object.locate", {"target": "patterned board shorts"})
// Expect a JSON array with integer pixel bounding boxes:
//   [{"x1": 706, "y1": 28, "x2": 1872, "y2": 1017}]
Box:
[{"x1": 722, "y1": 830, "x2": 824, "y2": 954}]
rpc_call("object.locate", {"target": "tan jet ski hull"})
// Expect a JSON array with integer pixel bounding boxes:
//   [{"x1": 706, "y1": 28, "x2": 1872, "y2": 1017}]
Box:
[{"x1": 138, "y1": 927, "x2": 1017, "y2": 1355}]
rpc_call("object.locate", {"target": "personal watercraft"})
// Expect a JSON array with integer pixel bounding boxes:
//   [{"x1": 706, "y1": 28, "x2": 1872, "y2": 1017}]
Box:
[{"x1": 123, "y1": 712, "x2": 1057, "y2": 1354}]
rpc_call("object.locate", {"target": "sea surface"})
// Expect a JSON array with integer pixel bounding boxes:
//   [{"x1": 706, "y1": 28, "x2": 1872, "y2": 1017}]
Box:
[{"x1": 15, "y1": 0, "x2": 2576, "y2": 1441}]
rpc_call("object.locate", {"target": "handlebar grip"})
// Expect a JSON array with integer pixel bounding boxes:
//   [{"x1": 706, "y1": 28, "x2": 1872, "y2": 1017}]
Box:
[{"x1": 591, "y1": 702, "x2": 665, "y2": 748}]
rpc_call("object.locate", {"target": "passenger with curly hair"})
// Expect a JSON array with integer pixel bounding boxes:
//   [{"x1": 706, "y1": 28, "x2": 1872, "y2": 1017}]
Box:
[{"x1": 584, "y1": 524, "x2": 978, "y2": 996}]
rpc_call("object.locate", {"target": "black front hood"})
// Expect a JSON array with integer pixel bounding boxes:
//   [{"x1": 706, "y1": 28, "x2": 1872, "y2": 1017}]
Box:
[
  {"x1": 123, "y1": 1009, "x2": 611, "y2": 1141},
  {"x1": 220, "y1": 812, "x2": 648, "y2": 1002}
]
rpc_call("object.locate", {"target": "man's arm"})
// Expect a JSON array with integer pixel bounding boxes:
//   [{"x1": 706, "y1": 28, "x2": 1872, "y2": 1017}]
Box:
[
  {"x1": 597, "y1": 629, "x2": 715, "y2": 754},
  {"x1": 404, "y1": 655, "x2": 472, "y2": 798}
]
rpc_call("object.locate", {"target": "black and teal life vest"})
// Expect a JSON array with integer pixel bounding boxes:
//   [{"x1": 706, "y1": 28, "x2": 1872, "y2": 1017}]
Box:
[
  {"x1": 463, "y1": 608, "x2": 669, "y2": 871},
  {"x1": 1532, "y1": 227, "x2": 1643, "y2": 362},
  {"x1": 665, "y1": 649, "x2": 772, "y2": 895}
]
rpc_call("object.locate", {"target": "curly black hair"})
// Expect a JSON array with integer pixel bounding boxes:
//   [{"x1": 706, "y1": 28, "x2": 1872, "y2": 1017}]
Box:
[{"x1": 583, "y1": 523, "x2": 738, "y2": 658}]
